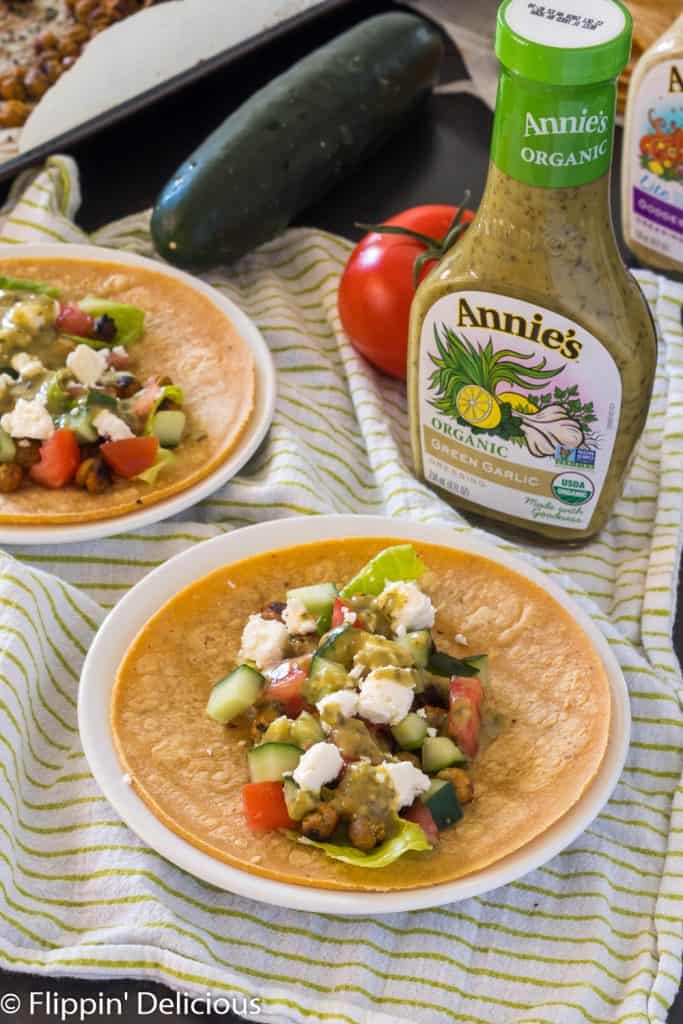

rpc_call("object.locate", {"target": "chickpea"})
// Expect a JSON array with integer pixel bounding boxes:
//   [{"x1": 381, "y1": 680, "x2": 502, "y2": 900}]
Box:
[
  {"x1": 34, "y1": 30, "x2": 59, "y2": 53},
  {"x1": 0, "y1": 464, "x2": 23, "y2": 493},
  {"x1": 13, "y1": 441, "x2": 41, "y2": 469},
  {"x1": 75, "y1": 457, "x2": 111, "y2": 494},
  {"x1": 58, "y1": 35, "x2": 81, "y2": 58},
  {"x1": 74, "y1": 0, "x2": 98, "y2": 20},
  {"x1": 0, "y1": 71, "x2": 26, "y2": 102},
  {"x1": 0, "y1": 100, "x2": 31, "y2": 129},
  {"x1": 301, "y1": 804, "x2": 339, "y2": 842},
  {"x1": 24, "y1": 69, "x2": 50, "y2": 101},
  {"x1": 436, "y1": 767, "x2": 474, "y2": 805},
  {"x1": 42, "y1": 60, "x2": 63, "y2": 85},
  {"x1": 348, "y1": 815, "x2": 385, "y2": 851},
  {"x1": 396, "y1": 751, "x2": 421, "y2": 768},
  {"x1": 249, "y1": 705, "x2": 280, "y2": 743}
]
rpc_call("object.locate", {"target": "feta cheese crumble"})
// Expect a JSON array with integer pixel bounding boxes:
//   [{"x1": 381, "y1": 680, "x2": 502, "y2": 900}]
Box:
[
  {"x1": 292, "y1": 741, "x2": 343, "y2": 794},
  {"x1": 282, "y1": 596, "x2": 318, "y2": 635},
  {"x1": 317, "y1": 689, "x2": 358, "y2": 721},
  {"x1": 66, "y1": 344, "x2": 108, "y2": 387},
  {"x1": 357, "y1": 670, "x2": 415, "y2": 726},
  {"x1": 381, "y1": 760, "x2": 430, "y2": 809},
  {"x1": 92, "y1": 410, "x2": 134, "y2": 441},
  {"x1": 376, "y1": 581, "x2": 435, "y2": 637},
  {"x1": 342, "y1": 606, "x2": 357, "y2": 625},
  {"x1": 1, "y1": 397, "x2": 53, "y2": 440},
  {"x1": 5, "y1": 297, "x2": 57, "y2": 332},
  {"x1": 238, "y1": 614, "x2": 288, "y2": 671},
  {"x1": 11, "y1": 352, "x2": 44, "y2": 379}
]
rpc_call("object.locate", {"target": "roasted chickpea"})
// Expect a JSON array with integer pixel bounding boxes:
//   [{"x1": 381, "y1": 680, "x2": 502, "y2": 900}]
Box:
[
  {"x1": 13, "y1": 441, "x2": 41, "y2": 469},
  {"x1": 436, "y1": 766, "x2": 474, "y2": 805},
  {"x1": 0, "y1": 71, "x2": 26, "y2": 102},
  {"x1": 41, "y1": 59, "x2": 63, "y2": 85},
  {"x1": 24, "y1": 69, "x2": 50, "y2": 101},
  {"x1": 0, "y1": 464, "x2": 24, "y2": 493},
  {"x1": 396, "y1": 751, "x2": 421, "y2": 768},
  {"x1": 0, "y1": 100, "x2": 31, "y2": 129},
  {"x1": 75, "y1": 457, "x2": 111, "y2": 494},
  {"x1": 348, "y1": 815, "x2": 385, "y2": 851},
  {"x1": 301, "y1": 804, "x2": 339, "y2": 842},
  {"x1": 74, "y1": 0, "x2": 98, "y2": 19},
  {"x1": 249, "y1": 705, "x2": 280, "y2": 742},
  {"x1": 34, "y1": 30, "x2": 59, "y2": 53}
]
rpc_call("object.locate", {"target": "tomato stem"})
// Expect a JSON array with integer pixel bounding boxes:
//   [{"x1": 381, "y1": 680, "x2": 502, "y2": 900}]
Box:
[{"x1": 355, "y1": 192, "x2": 472, "y2": 290}]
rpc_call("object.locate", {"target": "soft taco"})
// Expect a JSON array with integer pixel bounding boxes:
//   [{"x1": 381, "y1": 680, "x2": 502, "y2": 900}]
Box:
[
  {"x1": 111, "y1": 538, "x2": 611, "y2": 892},
  {"x1": 0, "y1": 256, "x2": 254, "y2": 523}
]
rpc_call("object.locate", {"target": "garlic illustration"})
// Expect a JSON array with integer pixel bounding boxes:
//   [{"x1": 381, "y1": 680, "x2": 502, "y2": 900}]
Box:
[{"x1": 517, "y1": 404, "x2": 585, "y2": 457}]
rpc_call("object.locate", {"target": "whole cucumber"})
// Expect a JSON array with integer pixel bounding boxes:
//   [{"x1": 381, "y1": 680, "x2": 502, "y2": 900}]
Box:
[{"x1": 151, "y1": 13, "x2": 443, "y2": 268}]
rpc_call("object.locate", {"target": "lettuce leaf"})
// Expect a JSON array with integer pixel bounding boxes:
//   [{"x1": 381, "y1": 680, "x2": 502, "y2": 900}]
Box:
[
  {"x1": 297, "y1": 817, "x2": 431, "y2": 868},
  {"x1": 135, "y1": 447, "x2": 175, "y2": 485},
  {"x1": 78, "y1": 297, "x2": 145, "y2": 346},
  {"x1": 0, "y1": 274, "x2": 60, "y2": 298},
  {"x1": 340, "y1": 544, "x2": 427, "y2": 598}
]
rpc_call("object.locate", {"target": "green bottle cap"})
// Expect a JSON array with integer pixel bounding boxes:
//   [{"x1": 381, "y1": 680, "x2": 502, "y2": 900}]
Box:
[{"x1": 496, "y1": 0, "x2": 632, "y2": 86}]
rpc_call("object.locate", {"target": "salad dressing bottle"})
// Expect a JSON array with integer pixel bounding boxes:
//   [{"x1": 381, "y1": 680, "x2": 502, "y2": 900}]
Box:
[
  {"x1": 622, "y1": 12, "x2": 683, "y2": 277},
  {"x1": 408, "y1": 0, "x2": 656, "y2": 542}
]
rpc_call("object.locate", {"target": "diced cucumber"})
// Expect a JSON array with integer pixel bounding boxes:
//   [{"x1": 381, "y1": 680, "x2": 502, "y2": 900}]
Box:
[
  {"x1": 314, "y1": 624, "x2": 365, "y2": 668},
  {"x1": 395, "y1": 629, "x2": 432, "y2": 668},
  {"x1": 391, "y1": 712, "x2": 428, "y2": 751},
  {"x1": 291, "y1": 710, "x2": 326, "y2": 748},
  {"x1": 149, "y1": 409, "x2": 186, "y2": 447},
  {"x1": 247, "y1": 742, "x2": 303, "y2": 783},
  {"x1": 0, "y1": 428, "x2": 16, "y2": 464},
  {"x1": 59, "y1": 408, "x2": 97, "y2": 444},
  {"x1": 463, "y1": 654, "x2": 488, "y2": 683},
  {"x1": 423, "y1": 778, "x2": 463, "y2": 830},
  {"x1": 305, "y1": 656, "x2": 350, "y2": 704},
  {"x1": 421, "y1": 736, "x2": 467, "y2": 774},
  {"x1": 206, "y1": 664, "x2": 264, "y2": 723},
  {"x1": 287, "y1": 582, "x2": 338, "y2": 617},
  {"x1": 428, "y1": 649, "x2": 479, "y2": 678},
  {"x1": 283, "y1": 777, "x2": 317, "y2": 821}
]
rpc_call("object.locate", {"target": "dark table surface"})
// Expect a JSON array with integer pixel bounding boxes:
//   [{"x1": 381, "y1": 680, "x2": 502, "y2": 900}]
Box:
[{"x1": 0, "y1": 0, "x2": 681, "y2": 1020}]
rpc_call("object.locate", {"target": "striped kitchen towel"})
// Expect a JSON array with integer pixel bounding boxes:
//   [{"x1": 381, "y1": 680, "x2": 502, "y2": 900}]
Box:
[{"x1": 0, "y1": 155, "x2": 681, "y2": 1024}]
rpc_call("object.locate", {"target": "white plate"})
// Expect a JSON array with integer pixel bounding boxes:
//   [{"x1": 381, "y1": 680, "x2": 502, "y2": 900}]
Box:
[
  {"x1": 0, "y1": 244, "x2": 275, "y2": 544},
  {"x1": 79, "y1": 514, "x2": 630, "y2": 914}
]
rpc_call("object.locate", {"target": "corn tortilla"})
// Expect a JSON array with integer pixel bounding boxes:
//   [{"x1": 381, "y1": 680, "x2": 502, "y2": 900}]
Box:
[
  {"x1": 111, "y1": 537, "x2": 611, "y2": 892},
  {"x1": 0, "y1": 256, "x2": 254, "y2": 524}
]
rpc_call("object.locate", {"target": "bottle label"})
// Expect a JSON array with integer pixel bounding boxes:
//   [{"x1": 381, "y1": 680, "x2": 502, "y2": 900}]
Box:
[
  {"x1": 491, "y1": 72, "x2": 616, "y2": 188},
  {"x1": 418, "y1": 291, "x2": 621, "y2": 532},
  {"x1": 629, "y1": 60, "x2": 683, "y2": 263}
]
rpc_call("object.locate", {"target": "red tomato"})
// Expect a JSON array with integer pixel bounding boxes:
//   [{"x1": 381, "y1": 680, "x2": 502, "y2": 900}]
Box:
[
  {"x1": 448, "y1": 676, "x2": 484, "y2": 759},
  {"x1": 338, "y1": 205, "x2": 474, "y2": 379},
  {"x1": 331, "y1": 597, "x2": 361, "y2": 629},
  {"x1": 242, "y1": 781, "x2": 295, "y2": 832},
  {"x1": 263, "y1": 659, "x2": 309, "y2": 716},
  {"x1": 403, "y1": 800, "x2": 439, "y2": 845},
  {"x1": 100, "y1": 435, "x2": 158, "y2": 478},
  {"x1": 56, "y1": 304, "x2": 94, "y2": 337},
  {"x1": 29, "y1": 429, "x2": 81, "y2": 489}
]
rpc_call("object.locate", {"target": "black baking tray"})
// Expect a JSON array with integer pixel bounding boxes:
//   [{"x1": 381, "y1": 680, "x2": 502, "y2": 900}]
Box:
[{"x1": 0, "y1": 0, "x2": 361, "y2": 187}]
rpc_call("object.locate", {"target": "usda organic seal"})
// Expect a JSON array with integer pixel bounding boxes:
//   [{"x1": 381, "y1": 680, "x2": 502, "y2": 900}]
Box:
[{"x1": 551, "y1": 472, "x2": 595, "y2": 506}]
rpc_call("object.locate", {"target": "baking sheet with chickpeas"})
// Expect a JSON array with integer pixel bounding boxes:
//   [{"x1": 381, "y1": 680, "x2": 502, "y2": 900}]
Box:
[{"x1": 0, "y1": 0, "x2": 157, "y2": 130}]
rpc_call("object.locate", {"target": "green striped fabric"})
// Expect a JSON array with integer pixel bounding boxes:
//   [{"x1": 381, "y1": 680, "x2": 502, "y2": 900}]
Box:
[{"x1": 0, "y1": 154, "x2": 681, "y2": 1024}]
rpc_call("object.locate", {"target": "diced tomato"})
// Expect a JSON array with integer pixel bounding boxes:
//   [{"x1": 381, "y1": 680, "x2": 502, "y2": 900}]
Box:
[
  {"x1": 263, "y1": 659, "x2": 308, "y2": 717},
  {"x1": 403, "y1": 800, "x2": 439, "y2": 845},
  {"x1": 242, "y1": 781, "x2": 295, "y2": 832},
  {"x1": 56, "y1": 303, "x2": 94, "y2": 337},
  {"x1": 132, "y1": 377, "x2": 162, "y2": 419},
  {"x1": 29, "y1": 429, "x2": 81, "y2": 489},
  {"x1": 331, "y1": 597, "x2": 365, "y2": 630},
  {"x1": 100, "y1": 435, "x2": 158, "y2": 478},
  {"x1": 448, "y1": 676, "x2": 484, "y2": 759}
]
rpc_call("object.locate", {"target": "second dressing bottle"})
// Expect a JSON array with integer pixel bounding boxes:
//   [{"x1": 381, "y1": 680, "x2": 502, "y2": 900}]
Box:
[{"x1": 408, "y1": 0, "x2": 656, "y2": 543}]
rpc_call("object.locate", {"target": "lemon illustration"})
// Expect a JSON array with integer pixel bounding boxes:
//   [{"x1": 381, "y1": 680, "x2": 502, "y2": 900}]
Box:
[
  {"x1": 455, "y1": 385, "x2": 501, "y2": 429},
  {"x1": 497, "y1": 391, "x2": 538, "y2": 415}
]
